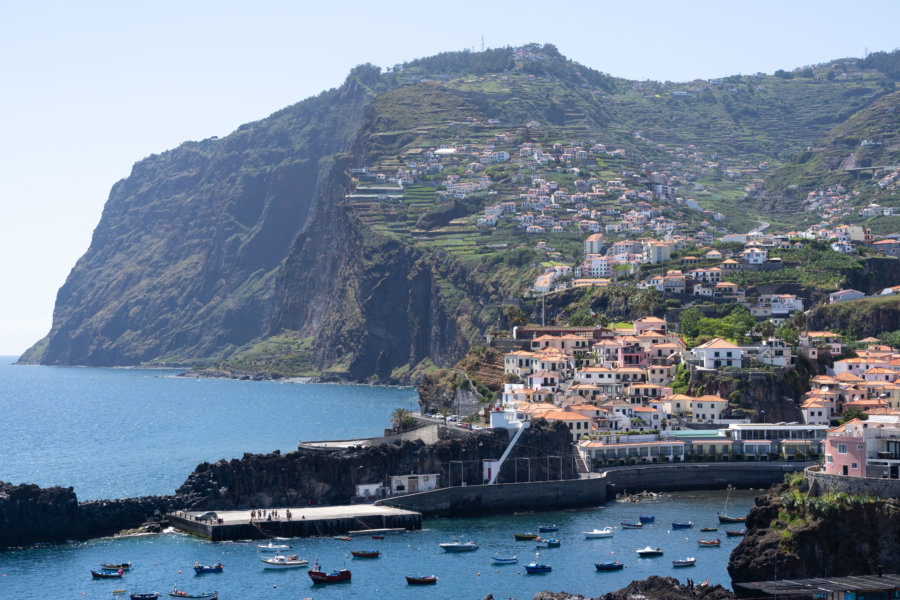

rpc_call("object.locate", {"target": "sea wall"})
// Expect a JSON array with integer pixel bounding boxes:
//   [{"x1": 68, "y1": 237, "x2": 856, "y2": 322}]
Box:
[
  {"x1": 806, "y1": 466, "x2": 900, "y2": 499},
  {"x1": 602, "y1": 462, "x2": 812, "y2": 494},
  {"x1": 375, "y1": 477, "x2": 609, "y2": 516}
]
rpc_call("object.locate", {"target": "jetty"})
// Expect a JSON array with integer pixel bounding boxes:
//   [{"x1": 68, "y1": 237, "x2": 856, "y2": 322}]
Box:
[{"x1": 167, "y1": 504, "x2": 421, "y2": 541}]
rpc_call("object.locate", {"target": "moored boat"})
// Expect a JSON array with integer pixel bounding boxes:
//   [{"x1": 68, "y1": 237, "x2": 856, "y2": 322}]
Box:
[
  {"x1": 620, "y1": 522, "x2": 642, "y2": 529},
  {"x1": 514, "y1": 532, "x2": 539, "y2": 541},
  {"x1": 101, "y1": 562, "x2": 132, "y2": 571},
  {"x1": 536, "y1": 538, "x2": 560, "y2": 548},
  {"x1": 406, "y1": 575, "x2": 438, "y2": 585},
  {"x1": 131, "y1": 594, "x2": 159, "y2": 600},
  {"x1": 167, "y1": 587, "x2": 218, "y2": 599},
  {"x1": 491, "y1": 554, "x2": 517, "y2": 565},
  {"x1": 192, "y1": 562, "x2": 224, "y2": 574},
  {"x1": 725, "y1": 529, "x2": 746, "y2": 536},
  {"x1": 257, "y1": 542, "x2": 292, "y2": 552},
  {"x1": 260, "y1": 554, "x2": 308, "y2": 569},
  {"x1": 699, "y1": 527, "x2": 718, "y2": 532},
  {"x1": 717, "y1": 514, "x2": 746, "y2": 524},
  {"x1": 350, "y1": 550, "x2": 380, "y2": 558},
  {"x1": 524, "y1": 563, "x2": 551, "y2": 574},
  {"x1": 91, "y1": 569, "x2": 124, "y2": 579},
  {"x1": 636, "y1": 546, "x2": 663, "y2": 557},
  {"x1": 594, "y1": 561, "x2": 624, "y2": 571},
  {"x1": 538, "y1": 525, "x2": 558, "y2": 532},
  {"x1": 584, "y1": 527, "x2": 614, "y2": 539},
  {"x1": 439, "y1": 541, "x2": 479, "y2": 552},
  {"x1": 671, "y1": 521, "x2": 693, "y2": 529},
  {"x1": 639, "y1": 515, "x2": 655, "y2": 523},
  {"x1": 698, "y1": 538, "x2": 721, "y2": 547},
  {"x1": 672, "y1": 557, "x2": 696, "y2": 568},
  {"x1": 308, "y1": 561, "x2": 351, "y2": 584}
]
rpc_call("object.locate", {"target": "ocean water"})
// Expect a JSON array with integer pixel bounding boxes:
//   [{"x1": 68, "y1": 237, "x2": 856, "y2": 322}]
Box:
[
  {"x1": 0, "y1": 358, "x2": 757, "y2": 598},
  {"x1": 0, "y1": 358, "x2": 417, "y2": 499},
  {"x1": 0, "y1": 489, "x2": 756, "y2": 599}
]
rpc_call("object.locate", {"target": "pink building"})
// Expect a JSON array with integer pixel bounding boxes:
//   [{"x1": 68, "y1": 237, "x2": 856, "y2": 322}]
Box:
[{"x1": 823, "y1": 419, "x2": 868, "y2": 477}]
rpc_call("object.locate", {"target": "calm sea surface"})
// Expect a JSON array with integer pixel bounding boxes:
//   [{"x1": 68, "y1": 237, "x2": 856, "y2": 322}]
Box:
[{"x1": 0, "y1": 358, "x2": 757, "y2": 598}]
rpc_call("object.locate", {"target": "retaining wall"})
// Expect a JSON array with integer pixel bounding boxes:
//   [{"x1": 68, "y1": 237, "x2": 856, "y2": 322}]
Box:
[
  {"x1": 601, "y1": 462, "x2": 812, "y2": 495},
  {"x1": 806, "y1": 467, "x2": 900, "y2": 499}
]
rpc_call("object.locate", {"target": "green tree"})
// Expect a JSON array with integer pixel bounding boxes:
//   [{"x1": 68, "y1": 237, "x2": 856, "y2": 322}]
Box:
[
  {"x1": 679, "y1": 308, "x2": 703, "y2": 339},
  {"x1": 839, "y1": 406, "x2": 869, "y2": 424},
  {"x1": 391, "y1": 408, "x2": 415, "y2": 431},
  {"x1": 776, "y1": 322, "x2": 800, "y2": 346}
]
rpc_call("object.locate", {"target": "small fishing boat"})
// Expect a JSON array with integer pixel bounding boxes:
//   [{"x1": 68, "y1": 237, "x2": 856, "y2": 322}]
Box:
[
  {"x1": 725, "y1": 530, "x2": 746, "y2": 537},
  {"x1": 334, "y1": 536, "x2": 352, "y2": 541},
  {"x1": 538, "y1": 525, "x2": 558, "y2": 532},
  {"x1": 698, "y1": 538, "x2": 721, "y2": 547},
  {"x1": 258, "y1": 542, "x2": 292, "y2": 552},
  {"x1": 371, "y1": 535, "x2": 384, "y2": 539},
  {"x1": 620, "y1": 522, "x2": 643, "y2": 529},
  {"x1": 514, "y1": 532, "x2": 539, "y2": 541},
  {"x1": 261, "y1": 554, "x2": 308, "y2": 569},
  {"x1": 636, "y1": 546, "x2": 664, "y2": 557},
  {"x1": 439, "y1": 541, "x2": 479, "y2": 552},
  {"x1": 91, "y1": 569, "x2": 124, "y2": 579},
  {"x1": 192, "y1": 562, "x2": 224, "y2": 574},
  {"x1": 308, "y1": 561, "x2": 351, "y2": 584},
  {"x1": 700, "y1": 527, "x2": 718, "y2": 532},
  {"x1": 639, "y1": 515, "x2": 655, "y2": 523},
  {"x1": 167, "y1": 588, "x2": 218, "y2": 599},
  {"x1": 130, "y1": 594, "x2": 160, "y2": 600},
  {"x1": 350, "y1": 550, "x2": 380, "y2": 558},
  {"x1": 524, "y1": 563, "x2": 552, "y2": 574},
  {"x1": 594, "y1": 561, "x2": 624, "y2": 571},
  {"x1": 491, "y1": 554, "x2": 517, "y2": 565},
  {"x1": 535, "y1": 538, "x2": 560, "y2": 548},
  {"x1": 672, "y1": 557, "x2": 696, "y2": 568},
  {"x1": 101, "y1": 562, "x2": 132, "y2": 571},
  {"x1": 671, "y1": 521, "x2": 693, "y2": 529},
  {"x1": 406, "y1": 575, "x2": 438, "y2": 585},
  {"x1": 717, "y1": 514, "x2": 746, "y2": 524},
  {"x1": 584, "y1": 527, "x2": 614, "y2": 539}
]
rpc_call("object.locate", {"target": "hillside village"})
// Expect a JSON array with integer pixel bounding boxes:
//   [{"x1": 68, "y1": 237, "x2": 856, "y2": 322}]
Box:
[{"x1": 452, "y1": 313, "x2": 900, "y2": 480}]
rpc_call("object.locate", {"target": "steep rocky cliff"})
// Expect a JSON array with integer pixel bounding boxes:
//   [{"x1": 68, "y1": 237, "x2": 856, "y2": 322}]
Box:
[
  {"x1": 685, "y1": 365, "x2": 808, "y2": 423},
  {"x1": 728, "y1": 482, "x2": 900, "y2": 590},
  {"x1": 806, "y1": 293, "x2": 900, "y2": 341}
]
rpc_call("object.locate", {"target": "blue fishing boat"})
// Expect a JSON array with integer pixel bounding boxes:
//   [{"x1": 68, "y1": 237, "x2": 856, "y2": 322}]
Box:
[
  {"x1": 192, "y1": 562, "x2": 224, "y2": 574},
  {"x1": 91, "y1": 569, "x2": 123, "y2": 579},
  {"x1": 671, "y1": 521, "x2": 693, "y2": 529},
  {"x1": 620, "y1": 521, "x2": 642, "y2": 529},
  {"x1": 524, "y1": 563, "x2": 551, "y2": 574},
  {"x1": 594, "y1": 561, "x2": 624, "y2": 571},
  {"x1": 536, "y1": 538, "x2": 560, "y2": 548},
  {"x1": 538, "y1": 525, "x2": 558, "y2": 532},
  {"x1": 639, "y1": 515, "x2": 655, "y2": 523},
  {"x1": 491, "y1": 554, "x2": 517, "y2": 565}
]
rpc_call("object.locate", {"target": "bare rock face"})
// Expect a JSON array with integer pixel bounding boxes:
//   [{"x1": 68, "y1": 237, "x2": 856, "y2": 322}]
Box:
[{"x1": 485, "y1": 577, "x2": 735, "y2": 600}]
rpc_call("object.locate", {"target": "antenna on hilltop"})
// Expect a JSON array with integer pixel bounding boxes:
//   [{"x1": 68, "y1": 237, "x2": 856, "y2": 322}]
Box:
[
  {"x1": 865, "y1": 47, "x2": 869, "y2": 58},
  {"x1": 482, "y1": 36, "x2": 485, "y2": 52}
]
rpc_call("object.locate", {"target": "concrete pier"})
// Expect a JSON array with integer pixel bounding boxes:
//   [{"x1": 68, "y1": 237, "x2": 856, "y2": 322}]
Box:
[{"x1": 167, "y1": 505, "x2": 421, "y2": 541}]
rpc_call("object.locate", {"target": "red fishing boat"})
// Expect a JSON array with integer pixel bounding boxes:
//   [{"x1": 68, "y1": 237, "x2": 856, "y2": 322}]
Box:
[{"x1": 308, "y1": 561, "x2": 351, "y2": 584}]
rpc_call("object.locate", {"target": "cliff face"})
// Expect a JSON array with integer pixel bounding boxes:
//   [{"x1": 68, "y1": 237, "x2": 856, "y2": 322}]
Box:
[
  {"x1": 20, "y1": 75, "x2": 376, "y2": 366},
  {"x1": 728, "y1": 483, "x2": 900, "y2": 591},
  {"x1": 686, "y1": 368, "x2": 806, "y2": 423},
  {"x1": 806, "y1": 293, "x2": 900, "y2": 341}
]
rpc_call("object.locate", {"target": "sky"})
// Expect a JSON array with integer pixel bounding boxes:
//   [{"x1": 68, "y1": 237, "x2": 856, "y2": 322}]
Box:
[{"x1": 0, "y1": 0, "x2": 898, "y2": 356}]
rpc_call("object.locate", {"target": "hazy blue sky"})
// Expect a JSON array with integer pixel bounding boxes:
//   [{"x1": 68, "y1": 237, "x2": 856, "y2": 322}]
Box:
[{"x1": 1, "y1": 0, "x2": 898, "y2": 355}]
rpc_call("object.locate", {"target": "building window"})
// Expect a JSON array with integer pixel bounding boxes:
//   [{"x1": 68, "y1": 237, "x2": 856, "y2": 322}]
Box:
[
  {"x1": 826, "y1": 455, "x2": 833, "y2": 463},
  {"x1": 838, "y1": 444, "x2": 847, "y2": 454},
  {"x1": 851, "y1": 462, "x2": 858, "y2": 470},
  {"x1": 857, "y1": 445, "x2": 863, "y2": 450}
]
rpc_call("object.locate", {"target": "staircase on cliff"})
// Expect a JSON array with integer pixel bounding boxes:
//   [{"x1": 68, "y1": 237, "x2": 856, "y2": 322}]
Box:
[{"x1": 488, "y1": 421, "x2": 530, "y2": 485}]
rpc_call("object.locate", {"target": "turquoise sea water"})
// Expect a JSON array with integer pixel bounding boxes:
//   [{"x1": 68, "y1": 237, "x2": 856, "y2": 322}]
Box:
[{"x1": 0, "y1": 358, "x2": 756, "y2": 598}]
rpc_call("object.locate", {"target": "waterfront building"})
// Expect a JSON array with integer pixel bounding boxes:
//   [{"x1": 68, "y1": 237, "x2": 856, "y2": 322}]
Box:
[{"x1": 824, "y1": 417, "x2": 900, "y2": 479}]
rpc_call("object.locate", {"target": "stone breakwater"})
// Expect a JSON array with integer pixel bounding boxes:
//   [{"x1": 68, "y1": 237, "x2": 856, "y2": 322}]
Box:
[
  {"x1": 727, "y1": 482, "x2": 900, "y2": 591},
  {"x1": 0, "y1": 482, "x2": 176, "y2": 549}
]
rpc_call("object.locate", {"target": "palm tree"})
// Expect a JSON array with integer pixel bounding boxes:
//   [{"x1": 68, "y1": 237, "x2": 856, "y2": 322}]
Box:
[{"x1": 391, "y1": 408, "x2": 411, "y2": 431}]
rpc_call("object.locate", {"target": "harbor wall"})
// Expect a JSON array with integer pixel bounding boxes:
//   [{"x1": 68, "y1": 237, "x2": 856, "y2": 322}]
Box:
[
  {"x1": 376, "y1": 477, "x2": 609, "y2": 516},
  {"x1": 167, "y1": 510, "x2": 422, "y2": 541},
  {"x1": 601, "y1": 462, "x2": 813, "y2": 495},
  {"x1": 806, "y1": 466, "x2": 900, "y2": 499}
]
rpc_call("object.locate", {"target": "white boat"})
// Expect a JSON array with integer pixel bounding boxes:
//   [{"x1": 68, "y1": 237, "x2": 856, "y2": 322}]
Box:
[
  {"x1": 584, "y1": 527, "x2": 614, "y2": 539},
  {"x1": 258, "y1": 542, "x2": 292, "y2": 552},
  {"x1": 439, "y1": 541, "x2": 479, "y2": 552},
  {"x1": 491, "y1": 554, "x2": 517, "y2": 565},
  {"x1": 636, "y1": 546, "x2": 663, "y2": 557},
  {"x1": 260, "y1": 554, "x2": 308, "y2": 569}
]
